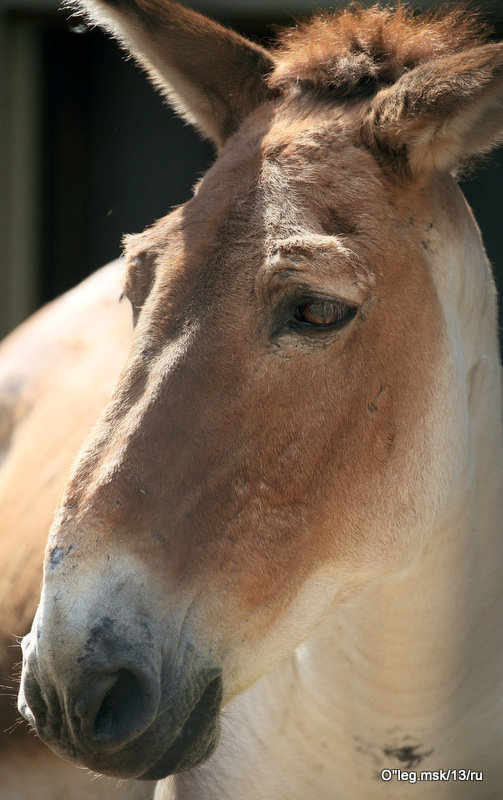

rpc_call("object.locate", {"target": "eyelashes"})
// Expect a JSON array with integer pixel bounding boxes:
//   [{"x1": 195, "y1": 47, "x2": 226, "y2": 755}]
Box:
[{"x1": 292, "y1": 298, "x2": 358, "y2": 330}]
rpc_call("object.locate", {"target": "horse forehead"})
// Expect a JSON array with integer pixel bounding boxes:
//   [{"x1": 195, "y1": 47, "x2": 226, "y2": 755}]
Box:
[
  {"x1": 186, "y1": 133, "x2": 378, "y2": 252},
  {"x1": 141, "y1": 107, "x2": 417, "y2": 302},
  {"x1": 195, "y1": 104, "x2": 369, "y2": 206}
]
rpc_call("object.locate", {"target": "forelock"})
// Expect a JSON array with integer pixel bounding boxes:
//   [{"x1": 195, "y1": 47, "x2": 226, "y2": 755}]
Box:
[{"x1": 267, "y1": 5, "x2": 490, "y2": 100}]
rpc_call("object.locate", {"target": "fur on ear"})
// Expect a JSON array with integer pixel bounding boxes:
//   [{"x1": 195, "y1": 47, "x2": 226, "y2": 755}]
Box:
[
  {"x1": 362, "y1": 42, "x2": 503, "y2": 176},
  {"x1": 68, "y1": 0, "x2": 276, "y2": 148}
]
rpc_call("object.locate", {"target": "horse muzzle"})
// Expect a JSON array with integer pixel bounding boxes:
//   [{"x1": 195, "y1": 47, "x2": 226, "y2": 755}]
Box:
[{"x1": 18, "y1": 614, "x2": 222, "y2": 779}]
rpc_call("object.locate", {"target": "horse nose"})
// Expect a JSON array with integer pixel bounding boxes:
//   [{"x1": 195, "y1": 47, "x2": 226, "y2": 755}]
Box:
[
  {"x1": 20, "y1": 652, "x2": 161, "y2": 753},
  {"x1": 72, "y1": 665, "x2": 160, "y2": 750}
]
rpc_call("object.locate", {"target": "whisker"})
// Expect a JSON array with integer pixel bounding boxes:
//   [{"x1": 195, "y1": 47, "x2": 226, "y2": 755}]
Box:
[{"x1": 4, "y1": 718, "x2": 25, "y2": 736}]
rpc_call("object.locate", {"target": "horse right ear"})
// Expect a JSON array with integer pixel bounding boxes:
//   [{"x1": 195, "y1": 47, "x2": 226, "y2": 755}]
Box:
[
  {"x1": 71, "y1": 0, "x2": 276, "y2": 149},
  {"x1": 363, "y1": 42, "x2": 503, "y2": 177}
]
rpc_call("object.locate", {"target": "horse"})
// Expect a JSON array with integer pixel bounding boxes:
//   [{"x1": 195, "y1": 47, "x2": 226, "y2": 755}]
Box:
[
  {"x1": 4, "y1": 1, "x2": 503, "y2": 797},
  {"x1": 0, "y1": 263, "x2": 153, "y2": 797}
]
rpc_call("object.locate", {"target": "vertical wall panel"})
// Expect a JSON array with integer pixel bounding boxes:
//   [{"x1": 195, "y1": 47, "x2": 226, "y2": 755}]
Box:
[{"x1": 0, "y1": 17, "x2": 41, "y2": 337}]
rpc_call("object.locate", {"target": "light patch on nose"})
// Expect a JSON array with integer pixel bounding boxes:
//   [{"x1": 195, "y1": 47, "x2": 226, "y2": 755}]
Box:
[{"x1": 36, "y1": 548, "x2": 179, "y2": 671}]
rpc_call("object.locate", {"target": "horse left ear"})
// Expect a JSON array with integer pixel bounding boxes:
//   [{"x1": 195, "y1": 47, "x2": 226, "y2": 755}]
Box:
[
  {"x1": 71, "y1": 0, "x2": 276, "y2": 148},
  {"x1": 363, "y1": 42, "x2": 503, "y2": 176}
]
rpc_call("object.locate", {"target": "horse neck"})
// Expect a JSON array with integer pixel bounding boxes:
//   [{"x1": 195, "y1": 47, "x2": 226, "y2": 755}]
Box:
[{"x1": 248, "y1": 360, "x2": 503, "y2": 795}]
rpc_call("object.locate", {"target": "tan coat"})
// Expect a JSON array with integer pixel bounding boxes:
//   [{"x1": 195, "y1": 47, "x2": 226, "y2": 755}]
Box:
[{"x1": 2, "y1": 3, "x2": 503, "y2": 798}]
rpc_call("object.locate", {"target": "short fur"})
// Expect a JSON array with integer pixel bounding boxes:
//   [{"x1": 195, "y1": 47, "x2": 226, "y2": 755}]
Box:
[{"x1": 3, "y1": 3, "x2": 503, "y2": 798}]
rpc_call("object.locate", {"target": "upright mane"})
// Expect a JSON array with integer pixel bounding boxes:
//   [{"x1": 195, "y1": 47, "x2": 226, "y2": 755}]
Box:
[{"x1": 268, "y1": 5, "x2": 490, "y2": 99}]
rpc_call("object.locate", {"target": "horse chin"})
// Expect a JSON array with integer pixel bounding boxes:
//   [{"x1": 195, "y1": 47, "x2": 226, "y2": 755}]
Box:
[
  {"x1": 137, "y1": 722, "x2": 221, "y2": 780},
  {"x1": 137, "y1": 677, "x2": 223, "y2": 780}
]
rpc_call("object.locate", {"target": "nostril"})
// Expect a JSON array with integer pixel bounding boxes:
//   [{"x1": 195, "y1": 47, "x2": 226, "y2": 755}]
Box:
[
  {"x1": 93, "y1": 669, "x2": 143, "y2": 741},
  {"x1": 75, "y1": 668, "x2": 159, "y2": 750}
]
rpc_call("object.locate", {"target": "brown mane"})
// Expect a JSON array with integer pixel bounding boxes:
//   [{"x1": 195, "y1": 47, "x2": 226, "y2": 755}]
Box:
[{"x1": 268, "y1": 5, "x2": 489, "y2": 99}]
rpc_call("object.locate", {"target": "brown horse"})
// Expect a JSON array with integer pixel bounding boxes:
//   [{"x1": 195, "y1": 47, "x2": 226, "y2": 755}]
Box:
[{"x1": 4, "y1": 2, "x2": 503, "y2": 797}]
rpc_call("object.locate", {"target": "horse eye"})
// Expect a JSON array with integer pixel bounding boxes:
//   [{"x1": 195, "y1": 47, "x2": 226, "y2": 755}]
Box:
[{"x1": 293, "y1": 298, "x2": 356, "y2": 329}]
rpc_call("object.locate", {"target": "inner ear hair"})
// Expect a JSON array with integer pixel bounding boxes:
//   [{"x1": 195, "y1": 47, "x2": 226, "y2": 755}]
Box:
[{"x1": 362, "y1": 42, "x2": 503, "y2": 177}]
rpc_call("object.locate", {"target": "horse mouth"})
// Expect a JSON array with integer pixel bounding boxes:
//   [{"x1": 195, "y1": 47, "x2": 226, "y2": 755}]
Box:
[
  {"x1": 20, "y1": 655, "x2": 223, "y2": 781},
  {"x1": 138, "y1": 674, "x2": 223, "y2": 779}
]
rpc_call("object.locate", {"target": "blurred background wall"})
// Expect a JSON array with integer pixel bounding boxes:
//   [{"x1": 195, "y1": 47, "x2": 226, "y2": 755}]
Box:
[{"x1": 0, "y1": 0, "x2": 502, "y2": 339}]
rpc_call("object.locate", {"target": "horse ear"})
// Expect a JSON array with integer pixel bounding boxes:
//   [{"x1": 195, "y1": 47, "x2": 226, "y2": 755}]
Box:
[
  {"x1": 363, "y1": 43, "x2": 503, "y2": 176},
  {"x1": 71, "y1": 0, "x2": 276, "y2": 148}
]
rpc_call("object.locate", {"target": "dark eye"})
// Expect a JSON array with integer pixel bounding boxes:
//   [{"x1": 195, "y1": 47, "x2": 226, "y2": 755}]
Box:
[{"x1": 293, "y1": 298, "x2": 357, "y2": 329}]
